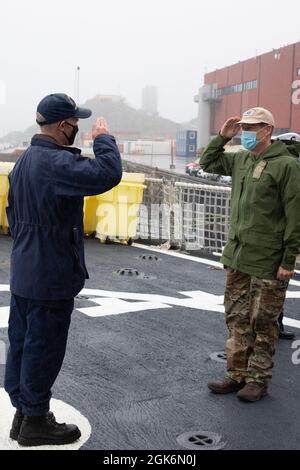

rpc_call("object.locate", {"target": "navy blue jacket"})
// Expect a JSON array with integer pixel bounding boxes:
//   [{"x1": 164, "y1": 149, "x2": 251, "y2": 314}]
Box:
[{"x1": 6, "y1": 133, "x2": 122, "y2": 300}]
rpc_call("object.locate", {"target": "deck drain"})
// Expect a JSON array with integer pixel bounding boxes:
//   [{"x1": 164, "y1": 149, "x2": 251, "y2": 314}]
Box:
[
  {"x1": 210, "y1": 351, "x2": 227, "y2": 363},
  {"x1": 177, "y1": 431, "x2": 225, "y2": 451},
  {"x1": 115, "y1": 268, "x2": 156, "y2": 280},
  {"x1": 138, "y1": 254, "x2": 160, "y2": 261},
  {"x1": 116, "y1": 268, "x2": 140, "y2": 277}
]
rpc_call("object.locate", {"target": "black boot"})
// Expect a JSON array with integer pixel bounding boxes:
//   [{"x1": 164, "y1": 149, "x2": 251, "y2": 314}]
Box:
[
  {"x1": 9, "y1": 409, "x2": 24, "y2": 440},
  {"x1": 17, "y1": 413, "x2": 81, "y2": 447},
  {"x1": 10, "y1": 410, "x2": 55, "y2": 441},
  {"x1": 278, "y1": 311, "x2": 295, "y2": 340}
]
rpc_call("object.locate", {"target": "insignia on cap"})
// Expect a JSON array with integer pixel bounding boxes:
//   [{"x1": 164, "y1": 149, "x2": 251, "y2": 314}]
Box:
[{"x1": 244, "y1": 109, "x2": 255, "y2": 116}]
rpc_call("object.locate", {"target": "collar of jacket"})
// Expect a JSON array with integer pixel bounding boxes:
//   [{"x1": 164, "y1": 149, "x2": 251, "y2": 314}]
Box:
[
  {"x1": 253, "y1": 141, "x2": 294, "y2": 162},
  {"x1": 31, "y1": 134, "x2": 82, "y2": 155}
]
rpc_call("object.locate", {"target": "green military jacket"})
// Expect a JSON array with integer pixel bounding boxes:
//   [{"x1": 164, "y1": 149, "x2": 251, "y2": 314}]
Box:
[{"x1": 200, "y1": 135, "x2": 300, "y2": 279}]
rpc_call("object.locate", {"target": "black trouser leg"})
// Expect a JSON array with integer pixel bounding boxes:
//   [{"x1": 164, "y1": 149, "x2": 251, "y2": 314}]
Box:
[{"x1": 5, "y1": 294, "x2": 74, "y2": 416}]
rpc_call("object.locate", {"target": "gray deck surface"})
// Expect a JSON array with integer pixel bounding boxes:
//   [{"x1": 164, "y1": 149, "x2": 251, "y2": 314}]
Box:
[{"x1": 0, "y1": 234, "x2": 299, "y2": 450}]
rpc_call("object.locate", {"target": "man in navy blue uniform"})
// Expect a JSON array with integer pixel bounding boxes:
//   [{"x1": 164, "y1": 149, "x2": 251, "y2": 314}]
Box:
[{"x1": 4, "y1": 93, "x2": 122, "y2": 446}]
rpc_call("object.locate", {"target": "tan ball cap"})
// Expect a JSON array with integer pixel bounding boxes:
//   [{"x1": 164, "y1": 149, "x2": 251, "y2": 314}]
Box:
[{"x1": 238, "y1": 107, "x2": 275, "y2": 126}]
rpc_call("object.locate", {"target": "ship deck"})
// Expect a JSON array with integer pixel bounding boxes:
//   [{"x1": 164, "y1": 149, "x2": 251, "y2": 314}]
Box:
[{"x1": 0, "y1": 234, "x2": 299, "y2": 450}]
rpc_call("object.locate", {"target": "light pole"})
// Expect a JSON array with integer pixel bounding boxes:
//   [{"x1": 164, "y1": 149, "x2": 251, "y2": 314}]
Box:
[
  {"x1": 170, "y1": 139, "x2": 176, "y2": 170},
  {"x1": 74, "y1": 66, "x2": 81, "y2": 147},
  {"x1": 151, "y1": 141, "x2": 154, "y2": 167},
  {"x1": 75, "y1": 66, "x2": 80, "y2": 103}
]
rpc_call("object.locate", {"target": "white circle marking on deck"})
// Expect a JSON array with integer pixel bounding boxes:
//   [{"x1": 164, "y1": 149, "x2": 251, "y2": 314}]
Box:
[{"x1": 0, "y1": 388, "x2": 91, "y2": 450}]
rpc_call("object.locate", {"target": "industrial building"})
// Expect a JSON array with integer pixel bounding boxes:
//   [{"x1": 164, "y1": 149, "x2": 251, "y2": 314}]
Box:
[
  {"x1": 195, "y1": 41, "x2": 300, "y2": 148},
  {"x1": 142, "y1": 85, "x2": 158, "y2": 115}
]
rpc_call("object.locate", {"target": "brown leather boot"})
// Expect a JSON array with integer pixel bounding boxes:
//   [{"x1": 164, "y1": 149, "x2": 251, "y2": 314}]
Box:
[
  {"x1": 237, "y1": 382, "x2": 268, "y2": 402},
  {"x1": 207, "y1": 377, "x2": 245, "y2": 394}
]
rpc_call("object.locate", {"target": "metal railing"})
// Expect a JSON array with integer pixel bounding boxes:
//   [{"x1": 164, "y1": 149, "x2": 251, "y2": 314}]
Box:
[{"x1": 136, "y1": 176, "x2": 231, "y2": 254}]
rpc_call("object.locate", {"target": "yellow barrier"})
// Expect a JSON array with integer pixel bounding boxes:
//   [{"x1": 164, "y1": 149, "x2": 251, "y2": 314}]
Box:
[
  {"x1": 0, "y1": 163, "x2": 145, "y2": 243},
  {"x1": 83, "y1": 196, "x2": 99, "y2": 236},
  {"x1": 84, "y1": 172, "x2": 146, "y2": 244},
  {"x1": 0, "y1": 162, "x2": 14, "y2": 234}
]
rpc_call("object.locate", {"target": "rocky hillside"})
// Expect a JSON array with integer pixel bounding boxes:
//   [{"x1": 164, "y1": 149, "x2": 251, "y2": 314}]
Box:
[{"x1": 0, "y1": 95, "x2": 196, "y2": 145}]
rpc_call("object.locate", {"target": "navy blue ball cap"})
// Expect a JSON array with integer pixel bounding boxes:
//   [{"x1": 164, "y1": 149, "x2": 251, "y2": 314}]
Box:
[{"x1": 36, "y1": 93, "x2": 92, "y2": 125}]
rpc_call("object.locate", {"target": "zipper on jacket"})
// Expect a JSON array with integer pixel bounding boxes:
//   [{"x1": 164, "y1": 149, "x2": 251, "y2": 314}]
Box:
[
  {"x1": 238, "y1": 160, "x2": 258, "y2": 235},
  {"x1": 235, "y1": 177, "x2": 245, "y2": 241},
  {"x1": 233, "y1": 176, "x2": 245, "y2": 266},
  {"x1": 234, "y1": 162, "x2": 255, "y2": 265}
]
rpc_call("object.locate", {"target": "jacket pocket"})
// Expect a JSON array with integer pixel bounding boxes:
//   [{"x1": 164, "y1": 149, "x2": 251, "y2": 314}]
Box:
[
  {"x1": 72, "y1": 244, "x2": 89, "y2": 278},
  {"x1": 242, "y1": 230, "x2": 283, "y2": 249},
  {"x1": 72, "y1": 244, "x2": 83, "y2": 270}
]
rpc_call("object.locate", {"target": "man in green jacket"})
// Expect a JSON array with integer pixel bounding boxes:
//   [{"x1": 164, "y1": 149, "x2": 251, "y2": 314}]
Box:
[{"x1": 202, "y1": 107, "x2": 300, "y2": 402}]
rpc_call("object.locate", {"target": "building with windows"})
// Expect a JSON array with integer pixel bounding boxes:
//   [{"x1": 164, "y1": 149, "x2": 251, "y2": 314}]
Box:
[{"x1": 194, "y1": 41, "x2": 300, "y2": 148}]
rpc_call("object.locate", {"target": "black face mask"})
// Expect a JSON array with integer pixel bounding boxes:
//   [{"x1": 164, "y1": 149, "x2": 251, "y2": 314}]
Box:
[{"x1": 62, "y1": 121, "x2": 79, "y2": 145}]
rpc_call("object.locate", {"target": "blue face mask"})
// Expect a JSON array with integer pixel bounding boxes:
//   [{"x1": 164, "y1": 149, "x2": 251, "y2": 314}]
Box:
[{"x1": 241, "y1": 131, "x2": 258, "y2": 151}]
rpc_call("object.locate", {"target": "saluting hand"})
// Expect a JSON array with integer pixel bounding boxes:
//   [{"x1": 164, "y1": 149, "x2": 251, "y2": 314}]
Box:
[
  {"x1": 220, "y1": 117, "x2": 241, "y2": 139},
  {"x1": 92, "y1": 117, "x2": 110, "y2": 140}
]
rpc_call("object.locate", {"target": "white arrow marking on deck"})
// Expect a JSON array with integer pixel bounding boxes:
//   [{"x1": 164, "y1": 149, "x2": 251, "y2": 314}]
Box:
[
  {"x1": 78, "y1": 289, "x2": 225, "y2": 317},
  {"x1": 0, "y1": 285, "x2": 10, "y2": 291},
  {"x1": 1, "y1": 284, "x2": 300, "y2": 329},
  {"x1": 0, "y1": 306, "x2": 9, "y2": 328},
  {"x1": 77, "y1": 289, "x2": 300, "y2": 331}
]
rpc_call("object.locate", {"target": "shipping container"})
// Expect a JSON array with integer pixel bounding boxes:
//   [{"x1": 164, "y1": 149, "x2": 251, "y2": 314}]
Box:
[
  {"x1": 176, "y1": 130, "x2": 197, "y2": 157},
  {"x1": 124, "y1": 140, "x2": 172, "y2": 156}
]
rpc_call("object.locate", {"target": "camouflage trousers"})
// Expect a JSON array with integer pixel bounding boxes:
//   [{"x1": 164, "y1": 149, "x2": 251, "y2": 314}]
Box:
[{"x1": 224, "y1": 269, "x2": 288, "y2": 385}]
